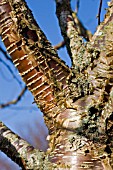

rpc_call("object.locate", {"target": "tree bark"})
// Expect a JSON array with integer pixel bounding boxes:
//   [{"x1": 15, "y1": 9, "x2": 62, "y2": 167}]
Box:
[
  {"x1": 0, "y1": 122, "x2": 50, "y2": 170},
  {"x1": 0, "y1": 0, "x2": 113, "y2": 169}
]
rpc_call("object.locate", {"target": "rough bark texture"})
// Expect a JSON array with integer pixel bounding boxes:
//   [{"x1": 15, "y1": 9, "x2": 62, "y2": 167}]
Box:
[
  {"x1": 0, "y1": 122, "x2": 52, "y2": 170},
  {"x1": 0, "y1": 0, "x2": 113, "y2": 169}
]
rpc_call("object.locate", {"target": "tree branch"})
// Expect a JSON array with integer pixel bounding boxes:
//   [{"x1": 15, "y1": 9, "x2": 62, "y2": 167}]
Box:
[
  {"x1": 0, "y1": 134, "x2": 26, "y2": 169},
  {"x1": 86, "y1": 0, "x2": 113, "y2": 94},
  {"x1": 0, "y1": 121, "x2": 60, "y2": 169},
  {"x1": 55, "y1": 0, "x2": 92, "y2": 71},
  {"x1": 0, "y1": 122, "x2": 51, "y2": 169},
  {"x1": 55, "y1": 0, "x2": 81, "y2": 63},
  {"x1": 0, "y1": 0, "x2": 71, "y2": 127},
  {"x1": 0, "y1": 86, "x2": 27, "y2": 108},
  {"x1": 97, "y1": 0, "x2": 103, "y2": 25},
  {"x1": 53, "y1": 40, "x2": 65, "y2": 50},
  {"x1": 92, "y1": 0, "x2": 113, "y2": 50}
]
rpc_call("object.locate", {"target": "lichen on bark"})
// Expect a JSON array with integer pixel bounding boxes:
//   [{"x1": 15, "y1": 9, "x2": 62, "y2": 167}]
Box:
[{"x1": 0, "y1": 0, "x2": 113, "y2": 169}]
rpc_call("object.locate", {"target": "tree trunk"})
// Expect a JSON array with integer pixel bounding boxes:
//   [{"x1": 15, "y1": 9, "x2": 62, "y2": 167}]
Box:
[{"x1": 0, "y1": 0, "x2": 113, "y2": 169}]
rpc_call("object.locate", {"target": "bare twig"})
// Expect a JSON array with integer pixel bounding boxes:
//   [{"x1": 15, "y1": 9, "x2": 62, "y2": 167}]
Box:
[
  {"x1": 0, "y1": 46, "x2": 12, "y2": 64},
  {"x1": 97, "y1": 0, "x2": 103, "y2": 25},
  {"x1": 54, "y1": 40, "x2": 65, "y2": 50},
  {"x1": 72, "y1": 12, "x2": 92, "y2": 41},
  {"x1": 0, "y1": 58, "x2": 22, "y2": 86},
  {"x1": 0, "y1": 86, "x2": 27, "y2": 108}
]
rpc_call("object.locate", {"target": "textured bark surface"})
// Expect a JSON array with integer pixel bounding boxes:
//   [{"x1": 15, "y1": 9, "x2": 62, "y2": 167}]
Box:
[
  {"x1": 0, "y1": 0, "x2": 113, "y2": 169},
  {"x1": 0, "y1": 122, "x2": 50, "y2": 170}
]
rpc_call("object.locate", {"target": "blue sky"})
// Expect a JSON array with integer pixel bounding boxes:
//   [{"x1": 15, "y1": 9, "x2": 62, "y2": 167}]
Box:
[{"x1": 0, "y1": 0, "x2": 109, "y2": 169}]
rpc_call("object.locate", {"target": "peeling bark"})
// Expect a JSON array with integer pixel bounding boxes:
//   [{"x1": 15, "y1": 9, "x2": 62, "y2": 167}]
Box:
[
  {"x1": 0, "y1": 0, "x2": 113, "y2": 169},
  {"x1": 0, "y1": 122, "x2": 54, "y2": 170}
]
